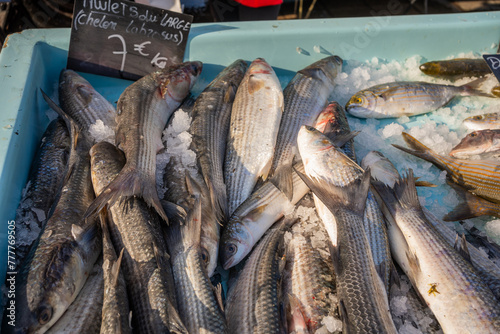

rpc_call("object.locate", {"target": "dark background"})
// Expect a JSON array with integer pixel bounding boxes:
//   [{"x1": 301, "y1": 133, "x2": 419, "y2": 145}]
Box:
[{"x1": 1, "y1": 0, "x2": 499, "y2": 49}]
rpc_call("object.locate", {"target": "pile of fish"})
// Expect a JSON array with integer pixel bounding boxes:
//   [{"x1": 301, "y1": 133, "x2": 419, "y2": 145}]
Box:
[{"x1": 3, "y1": 53, "x2": 500, "y2": 334}]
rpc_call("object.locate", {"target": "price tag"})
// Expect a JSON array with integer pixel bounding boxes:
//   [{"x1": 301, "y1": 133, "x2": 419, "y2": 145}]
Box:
[
  {"x1": 483, "y1": 54, "x2": 500, "y2": 84},
  {"x1": 68, "y1": 0, "x2": 193, "y2": 81}
]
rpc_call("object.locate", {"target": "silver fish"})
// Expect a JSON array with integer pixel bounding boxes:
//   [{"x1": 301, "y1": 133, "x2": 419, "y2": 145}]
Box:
[
  {"x1": 59, "y1": 69, "x2": 117, "y2": 139},
  {"x1": 90, "y1": 141, "x2": 185, "y2": 334},
  {"x1": 268, "y1": 56, "x2": 342, "y2": 199},
  {"x1": 449, "y1": 129, "x2": 500, "y2": 159},
  {"x1": 85, "y1": 62, "x2": 202, "y2": 222},
  {"x1": 346, "y1": 80, "x2": 490, "y2": 118},
  {"x1": 463, "y1": 112, "x2": 500, "y2": 130},
  {"x1": 46, "y1": 262, "x2": 104, "y2": 334},
  {"x1": 220, "y1": 162, "x2": 308, "y2": 270},
  {"x1": 14, "y1": 117, "x2": 70, "y2": 268},
  {"x1": 190, "y1": 59, "x2": 247, "y2": 222},
  {"x1": 225, "y1": 218, "x2": 290, "y2": 334},
  {"x1": 372, "y1": 170, "x2": 500, "y2": 332},
  {"x1": 296, "y1": 168, "x2": 397, "y2": 334},
  {"x1": 165, "y1": 197, "x2": 227, "y2": 334},
  {"x1": 224, "y1": 58, "x2": 283, "y2": 216}
]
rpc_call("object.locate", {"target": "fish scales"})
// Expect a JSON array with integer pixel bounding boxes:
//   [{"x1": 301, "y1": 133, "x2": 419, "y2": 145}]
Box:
[
  {"x1": 225, "y1": 58, "x2": 283, "y2": 216},
  {"x1": 90, "y1": 142, "x2": 183, "y2": 334},
  {"x1": 225, "y1": 220, "x2": 287, "y2": 334},
  {"x1": 46, "y1": 262, "x2": 104, "y2": 334},
  {"x1": 283, "y1": 231, "x2": 336, "y2": 333},
  {"x1": 373, "y1": 171, "x2": 500, "y2": 332},
  {"x1": 190, "y1": 60, "x2": 247, "y2": 222},
  {"x1": 297, "y1": 168, "x2": 397, "y2": 334},
  {"x1": 165, "y1": 199, "x2": 227, "y2": 334},
  {"x1": 220, "y1": 162, "x2": 308, "y2": 269},
  {"x1": 85, "y1": 62, "x2": 202, "y2": 223},
  {"x1": 11, "y1": 119, "x2": 101, "y2": 333},
  {"x1": 269, "y1": 56, "x2": 342, "y2": 197}
]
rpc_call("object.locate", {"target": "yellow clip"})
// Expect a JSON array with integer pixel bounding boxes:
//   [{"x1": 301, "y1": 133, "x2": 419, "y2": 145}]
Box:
[{"x1": 428, "y1": 283, "x2": 440, "y2": 296}]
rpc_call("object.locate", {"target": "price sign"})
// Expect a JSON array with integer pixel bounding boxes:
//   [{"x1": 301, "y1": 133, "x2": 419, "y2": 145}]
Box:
[
  {"x1": 483, "y1": 54, "x2": 500, "y2": 84},
  {"x1": 68, "y1": 0, "x2": 193, "y2": 81}
]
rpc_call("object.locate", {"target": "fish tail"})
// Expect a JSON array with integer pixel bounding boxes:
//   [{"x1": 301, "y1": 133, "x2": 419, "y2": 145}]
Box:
[
  {"x1": 393, "y1": 132, "x2": 448, "y2": 170},
  {"x1": 270, "y1": 162, "x2": 294, "y2": 201},
  {"x1": 165, "y1": 196, "x2": 202, "y2": 256},
  {"x1": 85, "y1": 163, "x2": 168, "y2": 223},
  {"x1": 444, "y1": 182, "x2": 500, "y2": 221},
  {"x1": 460, "y1": 77, "x2": 496, "y2": 98},
  {"x1": 203, "y1": 173, "x2": 228, "y2": 223}
]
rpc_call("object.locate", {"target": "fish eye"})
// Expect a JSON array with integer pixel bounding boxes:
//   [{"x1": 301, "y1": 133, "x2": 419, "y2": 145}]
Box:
[
  {"x1": 351, "y1": 96, "x2": 363, "y2": 104},
  {"x1": 226, "y1": 243, "x2": 237, "y2": 255},
  {"x1": 37, "y1": 306, "x2": 53, "y2": 325},
  {"x1": 201, "y1": 248, "x2": 210, "y2": 264},
  {"x1": 469, "y1": 132, "x2": 477, "y2": 137},
  {"x1": 473, "y1": 115, "x2": 483, "y2": 120}
]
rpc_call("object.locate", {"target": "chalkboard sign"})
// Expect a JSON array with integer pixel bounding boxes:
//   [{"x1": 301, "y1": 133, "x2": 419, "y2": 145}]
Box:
[
  {"x1": 483, "y1": 54, "x2": 500, "y2": 84},
  {"x1": 68, "y1": 0, "x2": 193, "y2": 81}
]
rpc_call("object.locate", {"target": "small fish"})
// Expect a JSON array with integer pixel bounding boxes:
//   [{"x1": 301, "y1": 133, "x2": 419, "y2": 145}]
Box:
[
  {"x1": 85, "y1": 61, "x2": 202, "y2": 222},
  {"x1": 346, "y1": 80, "x2": 491, "y2": 118},
  {"x1": 449, "y1": 129, "x2": 500, "y2": 159},
  {"x1": 372, "y1": 170, "x2": 500, "y2": 332},
  {"x1": 394, "y1": 132, "x2": 500, "y2": 204},
  {"x1": 419, "y1": 58, "x2": 491, "y2": 81},
  {"x1": 224, "y1": 58, "x2": 283, "y2": 216},
  {"x1": 59, "y1": 69, "x2": 117, "y2": 138},
  {"x1": 165, "y1": 197, "x2": 227, "y2": 334},
  {"x1": 225, "y1": 218, "x2": 292, "y2": 334},
  {"x1": 268, "y1": 56, "x2": 342, "y2": 199},
  {"x1": 463, "y1": 112, "x2": 500, "y2": 130},
  {"x1": 45, "y1": 262, "x2": 104, "y2": 334}
]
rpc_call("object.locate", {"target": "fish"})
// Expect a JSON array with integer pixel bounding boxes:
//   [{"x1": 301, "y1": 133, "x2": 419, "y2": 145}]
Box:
[
  {"x1": 225, "y1": 218, "x2": 291, "y2": 334},
  {"x1": 346, "y1": 80, "x2": 491, "y2": 118},
  {"x1": 444, "y1": 181, "x2": 500, "y2": 220},
  {"x1": 299, "y1": 124, "x2": 392, "y2": 293},
  {"x1": 89, "y1": 141, "x2": 186, "y2": 334},
  {"x1": 189, "y1": 59, "x2": 247, "y2": 222},
  {"x1": 268, "y1": 56, "x2": 342, "y2": 199},
  {"x1": 282, "y1": 227, "x2": 336, "y2": 333},
  {"x1": 164, "y1": 197, "x2": 227, "y2": 334},
  {"x1": 296, "y1": 168, "x2": 398, "y2": 334},
  {"x1": 394, "y1": 132, "x2": 500, "y2": 204},
  {"x1": 85, "y1": 61, "x2": 203, "y2": 222},
  {"x1": 220, "y1": 162, "x2": 309, "y2": 270},
  {"x1": 10, "y1": 102, "x2": 102, "y2": 333},
  {"x1": 45, "y1": 262, "x2": 104, "y2": 334},
  {"x1": 363, "y1": 149, "x2": 500, "y2": 302},
  {"x1": 14, "y1": 117, "x2": 70, "y2": 268},
  {"x1": 224, "y1": 58, "x2": 283, "y2": 216},
  {"x1": 449, "y1": 129, "x2": 500, "y2": 159},
  {"x1": 463, "y1": 112, "x2": 500, "y2": 130},
  {"x1": 100, "y1": 210, "x2": 131, "y2": 334},
  {"x1": 372, "y1": 170, "x2": 500, "y2": 332},
  {"x1": 161, "y1": 151, "x2": 219, "y2": 277},
  {"x1": 59, "y1": 69, "x2": 117, "y2": 139},
  {"x1": 419, "y1": 58, "x2": 491, "y2": 81}
]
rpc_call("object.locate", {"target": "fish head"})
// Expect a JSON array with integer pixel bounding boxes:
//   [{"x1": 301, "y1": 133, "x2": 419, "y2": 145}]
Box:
[
  {"x1": 59, "y1": 69, "x2": 95, "y2": 107},
  {"x1": 419, "y1": 62, "x2": 441, "y2": 76},
  {"x1": 314, "y1": 102, "x2": 338, "y2": 133},
  {"x1": 463, "y1": 113, "x2": 499, "y2": 130},
  {"x1": 361, "y1": 151, "x2": 399, "y2": 188},
  {"x1": 220, "y1": 219, "x2": 255, "y2": 270},
  {"x1": 245, "y1": 58, "x2": 281, "y2": 94},
  {"x1": 449, "y1": 130, "x2": 493, "y2": 157},
  {"x1": 201, "y1": 236, "x2": 219, "y2": 278},
  {"x1": 345, "y1": 92, "x2": 378, "y2": 118},
  {"x1": 17, "y1": 239, "x2": 88, "y2": 333},
  {"x1": 158, "y1": 61, "x2": 203, "y2": 102},
  {"x1": 297, "y1": 125, "x2": 335, "y2": 164}
]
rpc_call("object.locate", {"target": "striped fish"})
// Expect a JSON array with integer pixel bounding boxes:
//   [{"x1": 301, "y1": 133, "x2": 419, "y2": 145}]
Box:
[
  {"x1": 394, "y1": 132, "x2": 500, "y2": 204},
  {"x1": 463, "y1": 112, "x2": 500, "y2": 130},
  {"x1": 346, "y1": 80, "x2": 490, "y2": 118}
]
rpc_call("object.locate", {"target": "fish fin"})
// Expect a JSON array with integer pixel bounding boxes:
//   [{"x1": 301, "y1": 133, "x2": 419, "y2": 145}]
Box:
[
  {"x1": 161, "y1": 200, "x2": 188, "y2": 222},
  {"x1": 378, "y1": 86, "x2": 404, "y2": 101},
  {"x1": 287, "y1": 293, "x2": 309, "y2": 333},
  {"x1": 85, "y1": 164, "x2": 169, "y2": 223},
  {"x1": 294, "y1": 167, "x2": 371, "y2": 216},
  {"x1": 454, "y1": 233, "x2": 472, "y2": 263},
  {"x1": 327, "y1": 240, "x2": 342, "y2": 276},
  {"x1": 389, "y1": 262, "x2": 401, "y2": 290},
  {"x1": 297, "y1": 67, "x2": 325, "y2": 80},
  {"x1": 393, "y1": 170, "x2": 423, "y2": 211},
  {"x1": 224, "y1": 82, "x2": 238, "y2": 104},
  {"x1": 259, "y1": 157, "x2": 273, "y2": 182},
  {"x1": 203, "y1": 172, "x2": 228, "y2": 224},
  {"x1": 165, "y1": 196, "x2": 202, "y2": 256},
  {"x1": 214, "y1": 283, "x2": 225, "y2": 312},
  {"x1": 339, "y1": 299, "x2": 354, "y2": 334},
  {"x1": 414, "y1": 180, "x2": 437, "y2": 187},
  {"x1": 406, "y1": 249, "x2": 422, "y2": 280},
  {"x1": 128, "y1": 311, "x2": 133, "y2": 330},
  {"x1": 375, "y1": 261, "x2": 388, "y2": 292},
  {"x1": 460, "y1": 76, "x2": 496, "y2": 98},
  {"x1": 111, "y1": 248, "x2": 125, "y2": 287},
  {"x1": 443, "y1": 181, "x2": 485, "y2": 221},
  {"x1": 270, "y1": 162, "x2": 294, "y2": 201},
  {"x1": 247, "y1": 75, "x2": 265, "y2": 94},
  {"x1": 72, "y1": 220, "x2": 100, "y2": 245},
  {"x1": 392, "y1": 132, "x2": 444, "y2": 168}
]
